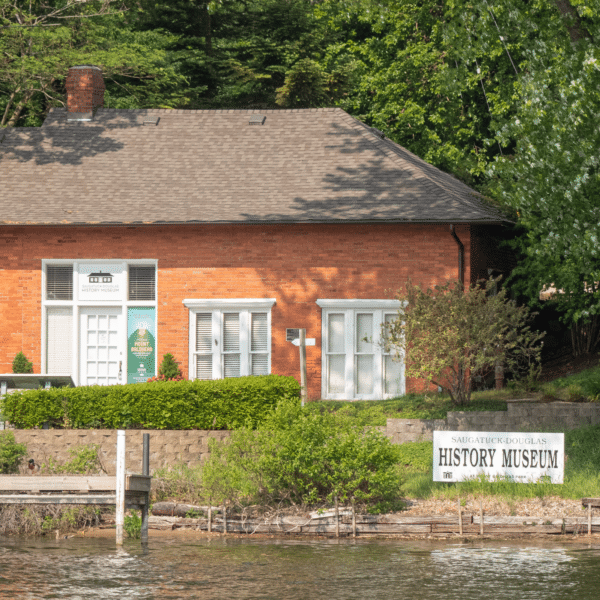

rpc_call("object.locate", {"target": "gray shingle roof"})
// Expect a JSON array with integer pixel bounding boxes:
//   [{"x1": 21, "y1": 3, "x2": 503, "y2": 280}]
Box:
[{"x1": 0, "y1": 107, "x2": 508, "y2": 225}]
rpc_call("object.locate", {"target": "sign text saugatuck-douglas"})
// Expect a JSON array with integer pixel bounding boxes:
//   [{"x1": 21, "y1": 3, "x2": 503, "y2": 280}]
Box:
[{"x1": 433, "y1": 431, "x2": 565, "y2": 484}]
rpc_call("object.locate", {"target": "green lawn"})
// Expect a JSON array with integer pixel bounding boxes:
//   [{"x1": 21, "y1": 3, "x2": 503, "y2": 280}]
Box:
[
  {"x1": 307, "y1": 363, "x2": 600, "y2": 427},
  {"x1": 398, "y1": 424, "x2": 600, "y2": 500}
]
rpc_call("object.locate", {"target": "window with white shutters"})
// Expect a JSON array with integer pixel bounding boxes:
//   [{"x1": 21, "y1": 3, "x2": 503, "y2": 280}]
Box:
[
  {"x1": 195, "y1": 313, "x2": 213, "y2": 380},
  {"x1": 46, "y1": 307, "x2": 73, "y2": 373},
  {"x1": 46, "y1": 265, "x2": 73, "y2": 300},
  {"x1": 185, "y1": 300, "x2": 275, "y2": 381},
  {"x1": 223, "y1": 313, "x2": 241, "y2": 377},
  {"x1": 317, "y1": 300, "x2": 404, "y2": 400},
  {"x1": 128, "y1": 266, "x2": 156, "y2": 301},
  {"x1": 250, "y1": 313, "x2": 269, "y2": 375}
]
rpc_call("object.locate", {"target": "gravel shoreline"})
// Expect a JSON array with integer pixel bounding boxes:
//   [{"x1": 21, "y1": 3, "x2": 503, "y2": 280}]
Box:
[{"x1": 402, "y1": 496, "x2": 588, "y2": 519}]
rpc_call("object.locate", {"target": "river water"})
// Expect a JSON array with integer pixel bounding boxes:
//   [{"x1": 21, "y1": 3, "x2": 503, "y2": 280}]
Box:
[{"x1": 1, "y1": 536, "x2": 600, "y2": 599}]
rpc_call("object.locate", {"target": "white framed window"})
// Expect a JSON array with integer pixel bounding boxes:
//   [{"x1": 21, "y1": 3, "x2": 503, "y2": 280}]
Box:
[
  {"x1": 317, "y1": 299, "x2": 405, "y2": 400},
  {"x1": 183, "y1": 299, "x2": 276, "y2": 380},
  {"x1": 41, "y1": 260, "x2": 158, "y2": 385}
]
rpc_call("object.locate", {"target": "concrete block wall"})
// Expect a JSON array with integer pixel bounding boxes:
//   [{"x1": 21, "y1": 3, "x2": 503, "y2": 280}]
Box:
[
  {"x1": 387, "y1": 401, "x2": 600, "y2": 443},
  {"x1": 12, "y1": 429, "x2": 231, "y2": 476}
]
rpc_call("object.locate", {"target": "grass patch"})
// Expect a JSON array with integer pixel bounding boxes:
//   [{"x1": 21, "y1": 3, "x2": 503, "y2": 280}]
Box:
[
  {"x1": 399, "y1": 424, "x2": 600, "y2": 500},
  {"x1": 307, "y1": 392, "x2": 509, "y2": 426},
  {"x1": 538, "y1": 364, "x2": 600, "y2": 401}
]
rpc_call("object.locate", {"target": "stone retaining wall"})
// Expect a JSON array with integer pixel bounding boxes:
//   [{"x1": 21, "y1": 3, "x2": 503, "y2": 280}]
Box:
[
  {"x1": 386, "y1": 401, "x2": 600, "y2": 444},
  {"x1": 11, "y1": 429, "x2": 231, "y2": 475}
]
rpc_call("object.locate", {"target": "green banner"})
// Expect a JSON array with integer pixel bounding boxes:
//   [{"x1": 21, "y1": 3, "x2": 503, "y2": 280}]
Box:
[{"x1": 127, "y1": 307, "x2": 156, "y2": 384}]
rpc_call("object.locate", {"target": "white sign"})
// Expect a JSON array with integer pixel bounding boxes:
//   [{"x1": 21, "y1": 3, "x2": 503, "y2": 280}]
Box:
[
  {"x1": 433, "y1": 431, "x2": 564, "y2": 484},
  {"x1": 291, "y1": 338, "x2": 315, "y2": 346},
  {"x1": 78, "y1": 263, "x2": 125, "y2": 301}
]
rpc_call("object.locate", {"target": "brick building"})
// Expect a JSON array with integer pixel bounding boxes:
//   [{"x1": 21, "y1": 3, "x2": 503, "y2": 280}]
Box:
[{"x1": 0, "y1": 65, "x2": 510, "y2": 400}]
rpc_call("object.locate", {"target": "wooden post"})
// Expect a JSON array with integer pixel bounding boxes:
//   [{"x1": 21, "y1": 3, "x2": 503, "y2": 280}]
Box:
[
  {"x1": 223, "y1": 504, "x2": 227, "y2": 534},
  {"x1": 0, "y1": 381, "x2": 6, "y2": 430},
  {"x1": 351, "y1": 497, "x2": 357, "y2": 539},
  {"x1": 115, "y1": 430, "x2": 126, "y2": 545},
  {"x1": 479, "y1": 498, "x2": 484, "y2": 536},
  {"x1": 335, "y1": 496, "x2": 340, "y2": 539},
  {"x1": 588, "y1": 503, "x2": 592, "y2": 537},
  {"x1": 458, "y1": 497, "x2": 463, "y2": 536},
  {"x1": 299, "y1": 329, "x2": 308, "y2": 407},
  {"x1": 141, "y1": 433, "x2": 150, "y2": 544}
]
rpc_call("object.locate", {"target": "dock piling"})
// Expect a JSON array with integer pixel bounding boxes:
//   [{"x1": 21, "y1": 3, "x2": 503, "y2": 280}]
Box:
[{"x1": 115, "y1": 430, "x2": 126, "y2": 545}]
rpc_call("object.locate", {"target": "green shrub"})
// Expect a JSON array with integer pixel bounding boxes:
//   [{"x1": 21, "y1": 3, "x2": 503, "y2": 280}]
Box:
[
  {"x1": 12, "y1": 352, "x2": 33, "y2": 374},
  {"x1": 201, "y1": 401, "x2": 403, "y2": 511},
  {"x1": 124, "y1": 512, "x2": 142, "y2": 539},
  {"x1": 2, "y1": 375, "x2": 300, "y2": 430},
  {"x1": 148, "y1": 353, "x2": 184, "y2": 382},
  {"x1": 43, "y1": 444, "x2": 105, "y2": 475},
  {"x1": 0, "y1": 431, "x2": 27, "y2": 474}
]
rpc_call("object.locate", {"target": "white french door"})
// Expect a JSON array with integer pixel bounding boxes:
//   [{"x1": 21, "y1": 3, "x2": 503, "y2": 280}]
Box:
[
  {"x1": 80, "y1": 307, "x2": 124, "y2": 386},
  {"x1": 320, "y1": 303, "x2": 405, "y2": 400}
]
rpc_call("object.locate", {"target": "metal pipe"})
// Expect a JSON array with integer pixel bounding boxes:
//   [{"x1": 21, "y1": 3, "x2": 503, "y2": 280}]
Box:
[
  {"x1": 450, "y1": 225, "x2": 465, "y2": 288},
  {"x1": 142, "y1": 433, "x2": 150, "y2": 476}
]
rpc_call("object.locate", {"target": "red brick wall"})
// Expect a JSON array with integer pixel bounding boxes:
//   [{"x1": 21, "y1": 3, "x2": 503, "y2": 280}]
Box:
[
  {"x1": 0, "y1": 223, "x2": 476, "y2": 398},
  {"x1": 65, "y1": 66, "x2": 105, "y2": 114}
]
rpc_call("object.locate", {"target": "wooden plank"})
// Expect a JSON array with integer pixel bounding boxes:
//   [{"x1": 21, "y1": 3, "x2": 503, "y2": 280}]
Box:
[
  {"x1": 0, "y1": 476, "x2": 115, "y2": 492},
  {"x1": 582, "y1": 498, "x2": 600, "y2": 508},
  {"x1": 0, "y1": 494, "x2": 117, "y2": 505}
]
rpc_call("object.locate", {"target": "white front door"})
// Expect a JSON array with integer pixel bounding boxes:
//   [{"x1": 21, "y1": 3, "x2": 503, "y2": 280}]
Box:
[{"x1": 80, "y1": 307, "x2": 123, "y2": 386}]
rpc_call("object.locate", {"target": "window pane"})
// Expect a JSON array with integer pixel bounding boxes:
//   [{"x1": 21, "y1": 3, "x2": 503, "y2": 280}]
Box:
[
  {"x1": 383, "y1": 314, "x2": 397, "y2": 353},
  {"x1": 328, "y1": 314, "x2": 345, "y2": 353},
  {"x1": 328, "y1": 355, "x2": 345, "y2": 394},
  {"x1": 356, "y1": 355, "x2": 374, "y2": 395},
  {"x1": 251, "y1": 313, "x2": 268, "y2": 352},
  {"x1": 196, "y1": 355, "x2": 212, "y2": 380},
  {"x1": 252, "y1": 353, "x2": 269, "y2": 375},
  {"x1": 385, "y1": 355, "x2": 402, "y2": 395},
  {"x1": 196, "y1": 313, "x2": 212, "y2": 353},
  {"x1": 356, "y1": 313, "x2": 373, "y2": 353},
  {"x1": 224, "y1": 354, "x2": 240, "y2": 378},
  {"x1": 128, "y1": 266, "x2": 155, "y2": 301},
  {"x1": 46, "y1": 265, "x2": 73, "y2": 300},
  {"x1": 47, "y1": 307, "x2": 73, "y2": 373},
  {"x1": 223, "y1": 313, "x2": 240, "y2": 352}
]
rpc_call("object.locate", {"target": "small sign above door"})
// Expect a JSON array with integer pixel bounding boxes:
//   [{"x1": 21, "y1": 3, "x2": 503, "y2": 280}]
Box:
[{"x1": 78, "y1": 263, "x2": 125, "y2": 301}]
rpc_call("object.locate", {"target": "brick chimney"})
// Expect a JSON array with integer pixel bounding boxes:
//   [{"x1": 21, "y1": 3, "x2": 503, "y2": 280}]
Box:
[{"x1": 65, "y1": 65, "x2": 105, "y2": 120}]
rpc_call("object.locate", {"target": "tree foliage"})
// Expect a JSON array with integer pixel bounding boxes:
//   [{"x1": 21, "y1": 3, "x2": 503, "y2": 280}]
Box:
[
  {"x1": 386, "y1": 278, "x2": 544, "y2": 406},
  {"x1": 12, "y1": 351, "x2": 33, "y2": 374},
  {"x1": 3, "y1": 0, "x2": 600, "y2": 357}
]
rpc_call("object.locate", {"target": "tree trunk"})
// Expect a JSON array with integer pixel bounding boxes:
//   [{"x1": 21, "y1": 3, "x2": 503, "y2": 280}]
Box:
[
  {"x1": 555, "y1": 0, "x2": 590, "y2": 42},
  {"x1": 199, "y1": 1, "x2": 212, "y2": 56},
  {"x1": 1, "y1": 89, "x2": 19, "y2": 127},
  {"x1": 6, "y1": 90, "x2": 35, "y2": 127},
  {"x1": 570, "y1": 315, "x2": 600, "y2": 357}
]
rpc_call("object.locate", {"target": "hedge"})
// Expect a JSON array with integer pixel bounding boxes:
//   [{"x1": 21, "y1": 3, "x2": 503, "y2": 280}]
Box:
[{"x1": 1, "y1": 375, "x2": 301, "y2": 430}]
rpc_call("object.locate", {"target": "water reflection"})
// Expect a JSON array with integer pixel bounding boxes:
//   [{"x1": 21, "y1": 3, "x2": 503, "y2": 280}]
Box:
[{"x1": 1, "y1": 537, "x2": 600, "y2": 599}]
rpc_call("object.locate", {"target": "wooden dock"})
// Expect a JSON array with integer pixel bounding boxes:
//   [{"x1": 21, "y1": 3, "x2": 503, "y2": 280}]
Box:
[
  {"x1": 0, "y1": 431, "x2": 151, "y2": 544},
  {"x1": 0, "y1": 474, "x2": 150, "y2": 506}
]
